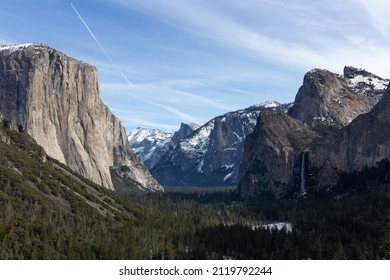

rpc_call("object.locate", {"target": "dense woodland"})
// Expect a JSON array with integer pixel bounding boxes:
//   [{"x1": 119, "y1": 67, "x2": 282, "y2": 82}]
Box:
[{"x1": 0, "y1": 123, "x2": 390, "y2": 259}]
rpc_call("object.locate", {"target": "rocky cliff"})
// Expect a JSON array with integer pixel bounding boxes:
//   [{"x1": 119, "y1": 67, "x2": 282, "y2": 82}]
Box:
[
  {"x1": 0, "y1": 43, "x2": 162, "y2": 191},
  {"x1": 309, "y1": 84, "x2": 390, "y2": 187},
  {"x1": 288, "y1": 67, "x2": 385, "y2": 127},
  {"x1": 171, "y1": 122, "x2": 199, "y2": 145},
  {"x1": 238, "y1": 110, "x2": 318, "y2": 198}
]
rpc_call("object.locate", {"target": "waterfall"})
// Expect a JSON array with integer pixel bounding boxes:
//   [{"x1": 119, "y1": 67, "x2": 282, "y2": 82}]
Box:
[{"x1": 300, "y1": 151, "x2": 306, "y2": 193}]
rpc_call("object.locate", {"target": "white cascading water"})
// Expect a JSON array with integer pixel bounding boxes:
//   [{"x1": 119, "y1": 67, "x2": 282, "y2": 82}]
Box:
[{"x1": 300, "y1": 152, "x2": 306, "y2": 193}]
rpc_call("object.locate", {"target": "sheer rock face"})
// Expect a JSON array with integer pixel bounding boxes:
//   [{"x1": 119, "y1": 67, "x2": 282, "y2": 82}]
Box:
[
  {"x1": 0, "y1": 43, "x2": 162, "y2": 191},
  {"x1": 288, "y1": 68, "x2": 378, "y2": 127},
  {"x1": 309, "y1": 85, "x2": 390, "y2": 187},
  {"x1": 238, "y1": 110, "x2": 318, "y2": 198},
  {"x1": 171, "y1": 122, "x2": 199, "y2": 146}
]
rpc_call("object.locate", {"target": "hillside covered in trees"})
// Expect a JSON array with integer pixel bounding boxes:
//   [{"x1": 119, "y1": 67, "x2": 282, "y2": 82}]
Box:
[{"x1": 0, "y1": 117, "x2": 389, "y2": 259}]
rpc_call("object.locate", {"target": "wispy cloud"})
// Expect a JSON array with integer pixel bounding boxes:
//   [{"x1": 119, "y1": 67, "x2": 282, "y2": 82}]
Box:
[
  {"x1": 101, "y1": 81, "x2": 234, "y2": 110},
  {"x1": 74, "y1": 0, "x2": 390, "y2": 132},
  {"x1": 101, "y1": 81, "x2": 205, "y2": 125},
  {"x1": 110, "y1": 0, "x2": 390, "y2": 77},
  {"x1": 356, "y1": 0, "x2": 390, "y2": 36},
  {"x1": 157, "y1": 104, "x2": 197, "y2": 123},
  {"x1": 111, "y1": 108, "x2": 180, "y2": 132}
]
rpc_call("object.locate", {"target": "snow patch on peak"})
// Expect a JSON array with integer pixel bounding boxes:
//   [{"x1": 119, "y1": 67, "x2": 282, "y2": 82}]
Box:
[
  {"x1": 260, "y1": 100, "x2": 281, "y2": 108},
  {"x1": 344, "y1": 66, "x2": 389, "y2": 99},
  {"x1": 179, "y1": 120, "x2": 214, "y2": 156},
  {"x1": 128, "y1": 127, "x2": 173, "y2": 168},
  {"x1": 347, "y1": 75, "x2": 388, "y2": 91},
  {"x1": 0, "y1": 43, "x2": 36, "y2": 53},
  {"x1": 128, "y1": 127, "x2": 172, "y2": 146}
]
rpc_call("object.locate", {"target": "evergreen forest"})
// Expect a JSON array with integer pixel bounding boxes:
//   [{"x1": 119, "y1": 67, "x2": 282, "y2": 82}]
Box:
[{"x1": 0, "y1": 121, "x2": 390, "y2": 260}]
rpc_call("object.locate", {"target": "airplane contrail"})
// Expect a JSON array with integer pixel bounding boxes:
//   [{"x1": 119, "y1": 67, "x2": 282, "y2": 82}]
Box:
[
  {"x1": 70, "y1": 3, "x2": 112, "y2": 62},
  {"x1": 119, "y1": 71, "x2": 134, "y2": 87},
  {"x1": 70, "y1": 3, "x2": 134, "y2": 87}
]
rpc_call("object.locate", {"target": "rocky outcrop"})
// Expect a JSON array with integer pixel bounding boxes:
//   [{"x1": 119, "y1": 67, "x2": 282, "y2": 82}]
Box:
[
  {"x1": 344, "y1": 66, "x2": 389, "y2": 100},
  {"x1": 288, "y1": 68, "x2": 380, "y2": 127},
  {"x1": 309, "y1": 84, "x2": 390, "y2": 187},
  {"x1": 238, "y1": 110, "x2": 318, "y2": 198},
  {"x1": 171, "y1": 122, "x2": 199, "y2": 145},
  {"x1": 0, "y1": 43, "x2": 162, "y2": 191}
]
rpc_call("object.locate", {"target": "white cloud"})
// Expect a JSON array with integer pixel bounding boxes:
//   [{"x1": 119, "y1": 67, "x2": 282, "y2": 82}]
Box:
[
  {"x1": 101, "y1": 81, "x2": 234, "y2": 111},
  {"x1": 110, "y1": 0, "x2": 390, "y2": 76},
  {"x1": 356, "y1": 0, "x2": 390, "y2": 36},
  {"x1": 99, "y1": 0, "x2": 390, "y2": 131}
]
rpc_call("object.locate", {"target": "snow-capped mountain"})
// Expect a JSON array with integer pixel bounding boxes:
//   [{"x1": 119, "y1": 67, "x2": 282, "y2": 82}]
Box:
[
  {"x1": 128, "y1": 128, "x2": 173, "y2": 169},
  {"x1": 288, "y1": 66, "x2": 388, "y2": 127},
  {"x1": 128, "y1": 123, "x2": 199, "y2": 169},
  {"x1": 344, "y1": 66, "x2": 389, "y2": 100},
  {"x1": 151, "y1": 101, "x2": 287, "y2": 186}
]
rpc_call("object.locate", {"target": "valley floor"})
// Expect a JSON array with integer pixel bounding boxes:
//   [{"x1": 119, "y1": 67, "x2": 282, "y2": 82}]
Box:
[{"x1": 1, "y1": 128, "x2": 390, "y2": 259}]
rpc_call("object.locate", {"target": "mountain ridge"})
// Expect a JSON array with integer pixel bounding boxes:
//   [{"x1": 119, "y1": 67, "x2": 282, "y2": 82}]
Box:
[
  {"x1": 127, "y1": 122, "x2": 199, "y2": 169},
  {"x1": 151, "y1": 102, "x2": 285, "y2": 186}
]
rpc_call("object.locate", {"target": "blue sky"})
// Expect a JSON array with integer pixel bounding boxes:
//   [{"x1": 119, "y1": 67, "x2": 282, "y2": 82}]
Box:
[{"x1": 1, "y1": 0, "x2": 390, "y2": 132}]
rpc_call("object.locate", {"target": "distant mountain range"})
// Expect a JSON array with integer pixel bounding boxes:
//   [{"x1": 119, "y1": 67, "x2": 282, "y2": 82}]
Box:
[
  {"x1": 129, "y1": 101, "x2": 292, "y2": 186},
  {"x1": 128, "y1": 65, "x2": 389, "y2": 193},
  {"x1": 2, "y1": 43, "x2": 390, "y2": 200},
  {"x1": 128, "y1": 122, "x2": 199, "y2": 169}
]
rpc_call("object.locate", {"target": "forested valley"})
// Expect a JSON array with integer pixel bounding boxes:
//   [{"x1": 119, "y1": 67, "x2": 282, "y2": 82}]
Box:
[{"x1": 0, "y1": 117, "x2": 389, "y2": 260}]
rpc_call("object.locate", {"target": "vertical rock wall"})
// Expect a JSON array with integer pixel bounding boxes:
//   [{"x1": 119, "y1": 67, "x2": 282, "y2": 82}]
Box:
[{"x1": 0, "y1": 44, "x2": 162, "y2": 191}]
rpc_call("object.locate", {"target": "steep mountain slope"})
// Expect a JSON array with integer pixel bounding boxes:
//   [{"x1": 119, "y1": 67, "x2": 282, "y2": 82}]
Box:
[
  {"x1": 309, "y1": 84, "x2": 390, "y2": 187},
  {"x1": 128, "y1": 128, "x2": 173, "y2": 169},
  {"x1": 0, "y1": 43, "x2": 161, "y2": 192},
  {"x1": 288, "y1": 67, "x2": 387, "y2": 127},
  {"x1": 238, "y1": 110, "x2": 318, "y2": 198},
  {"x1": 0, "y1": 115, "x2": 142, "y2": 258},
  {"x1": 171, "y1": 122, "x2": 200, "y2": 145},
  {"x1": 127, "y1": 122, "x2": 199, "y2": 169},
  {"x1": 344, "y1": 66, "x2": 389, "y2": 100},
  {"x1": 151, "y1": 102, "x2": 284, "y2": 186}
]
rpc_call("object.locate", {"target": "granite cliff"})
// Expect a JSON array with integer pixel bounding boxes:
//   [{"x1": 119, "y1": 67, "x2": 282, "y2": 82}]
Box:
[
  {"x1": 288, "y1": 67, "x2": 386, "y2": 127},
  {"x1": 239, "y1": 67, "x2": 389, "y2": 198},
  {"x1": 238, "y1": 110, "x2": 318, "y2": 198},
  {"x1": 309, "y1": 84, "x2": 390, "y2": 187},
  {"x1": 0, "y1": 43, "x2": 162, "y2": 191}
]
